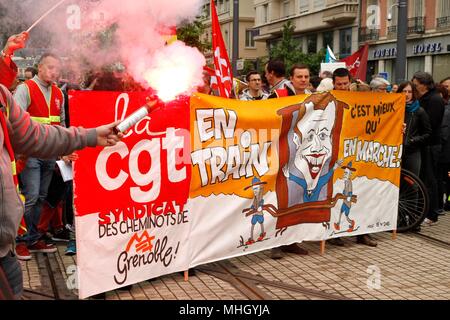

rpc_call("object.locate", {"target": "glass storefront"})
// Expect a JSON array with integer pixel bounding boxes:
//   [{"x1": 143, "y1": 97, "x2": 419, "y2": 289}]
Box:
[
  {"x1": 433, "y1": 54, "x2": 450, "y2": 83},
  {"x1": 407, "y1": 56, "x2": 425, "y2": 81},
  {"x1": 384, "y1": 59, "x2": 397, "y2": 84}
]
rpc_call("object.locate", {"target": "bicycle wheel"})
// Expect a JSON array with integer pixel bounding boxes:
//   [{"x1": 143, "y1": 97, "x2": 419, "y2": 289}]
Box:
[{"x1": 397, "y1": 169, "x2": 429, "y2": 232}]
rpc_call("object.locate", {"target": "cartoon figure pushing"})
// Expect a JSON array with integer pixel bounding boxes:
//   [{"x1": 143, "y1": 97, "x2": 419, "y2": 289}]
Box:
[
  {"x1": 334, "y1": 162, "x2": 357, "y2": 232},
  {"x1": 243, "y1": 177, "x2": 267, "y2": 245}
]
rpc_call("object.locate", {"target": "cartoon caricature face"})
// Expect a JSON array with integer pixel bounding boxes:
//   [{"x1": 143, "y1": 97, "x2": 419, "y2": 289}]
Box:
[
  {"x1": 344, "y1": 168, "x2": 352, "y2": 180},
  {"x1": 293, "y1": 101, "x2": 336, "y2": 191},
  {"x1": 252, "y1": 184, "x2": 262, "y2": 197}
]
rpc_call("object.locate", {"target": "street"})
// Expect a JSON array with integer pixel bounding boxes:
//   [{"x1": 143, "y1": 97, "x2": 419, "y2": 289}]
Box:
[{"x1": 21, "y1": 214, "x2": 450, "y2": 300}]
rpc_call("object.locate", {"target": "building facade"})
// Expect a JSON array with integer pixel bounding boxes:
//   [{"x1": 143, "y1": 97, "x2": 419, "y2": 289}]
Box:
[
  {"x1": 253, "y1": 0, "x2": 360, "y2": 60},
  {"x1": 200, "y1": 0, "x2": 267, "y2": 68},
  {"x1": 360, "y1": 0, "x2": 450, "y2": 83}
]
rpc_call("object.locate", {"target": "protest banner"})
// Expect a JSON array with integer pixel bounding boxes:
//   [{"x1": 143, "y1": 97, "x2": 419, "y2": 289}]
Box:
[
  {"x1": 71, "y1": 91, "x2": 405, "y2": 298},
  {"x1": 70, "y1": 91, "x2": 191, "y2": 298}
]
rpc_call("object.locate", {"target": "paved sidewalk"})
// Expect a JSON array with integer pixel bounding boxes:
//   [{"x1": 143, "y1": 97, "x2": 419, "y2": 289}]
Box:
[{"x1": 21, "y1": 214, "x2": 450, "y2": 300}]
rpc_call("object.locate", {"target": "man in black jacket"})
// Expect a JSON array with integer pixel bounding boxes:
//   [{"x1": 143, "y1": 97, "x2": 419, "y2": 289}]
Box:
[{"x1": 412, "y1": 72, "x2": 445, "y2": 225}]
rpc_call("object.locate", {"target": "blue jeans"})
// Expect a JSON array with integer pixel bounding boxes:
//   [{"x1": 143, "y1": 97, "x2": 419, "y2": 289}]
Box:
[{"x1": 20, "y1": 158, "x2": 56, "y2": 245}]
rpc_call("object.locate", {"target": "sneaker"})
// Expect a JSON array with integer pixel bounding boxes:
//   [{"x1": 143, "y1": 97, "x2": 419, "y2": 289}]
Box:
[
  {"x1": 328, "y1": 237, "x2": 345, "y2": 247},
  {"x1": 28, "y1": 240, "x2": 57, "y2": 253},
  {"x1": 65, "y1": 224, "x2": 75, "y2": 233},
  {"x1": 15, "y1": 243, "x2": 32, "y2": 261},
  {"x1": 356, "y1": 234, "x2": 378, "y2": 247},
  {"x1": 270, "y1": 247, "x2": 283, "y2": 260},
  {"x1": 281, "y1": 243, "x2": 308, "y2": 255},
  {"x1": 52, "y1": 228, "x2": 71, "y2": 242},
  {"x1": 421, "y1": 218, "x2": 439, "y2": 227},
  {"x1": 65, "y1": 240, "x2": 76, "y2": 256},
  {"x1": 40, "y1": 232, "x2": 54, "y2": 243}
]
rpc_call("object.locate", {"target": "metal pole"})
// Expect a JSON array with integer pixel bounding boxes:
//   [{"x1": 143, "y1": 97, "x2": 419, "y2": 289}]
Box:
[
  {"x1": 232, "y1": 0, "x2": 239, "y2": 77},
  {"x1": 395, "y1": 0, "x2": 408, "y2": 83}
]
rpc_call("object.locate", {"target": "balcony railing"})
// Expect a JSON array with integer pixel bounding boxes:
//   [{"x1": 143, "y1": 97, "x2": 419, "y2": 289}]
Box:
[
  {"x1": 437, "y1": 16, "x2": 450, "y2": 29},
  {"x1": 408, "y1": 17, "x2": 425, "y2": 33},
  {"x1": 387, "y1": 25, "x2": 397, "y2": 37},
  {"x1": 359, "y1": 27, "x2": 380, "y2": 42},
  {"x1": 387, "y1": 16, "x2": 425, "y2": 38}
]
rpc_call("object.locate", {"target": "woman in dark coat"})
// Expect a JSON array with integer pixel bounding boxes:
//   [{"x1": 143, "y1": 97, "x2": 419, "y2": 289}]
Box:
[{"x1": 397, "y1": 82, "x2": 432, "y2": 177}]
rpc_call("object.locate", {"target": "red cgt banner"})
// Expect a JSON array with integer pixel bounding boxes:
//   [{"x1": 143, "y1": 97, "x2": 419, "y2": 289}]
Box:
[{"x1": 69, "y1": 91, "x2": 191, "y2": 219}]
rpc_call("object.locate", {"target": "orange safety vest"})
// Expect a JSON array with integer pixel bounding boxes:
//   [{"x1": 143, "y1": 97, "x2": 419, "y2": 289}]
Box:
[
  {"x1": 25, "y1": 79, "x2": 62, "y2": 125},
  {"x1": 0, "y1": 88, "x2": 27, "y2": 236}
]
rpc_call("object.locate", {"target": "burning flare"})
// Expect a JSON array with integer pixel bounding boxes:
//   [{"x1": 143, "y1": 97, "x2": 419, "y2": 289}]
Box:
[{"x1": 143, "y1": 41, "x2": 206, "y2": 102}]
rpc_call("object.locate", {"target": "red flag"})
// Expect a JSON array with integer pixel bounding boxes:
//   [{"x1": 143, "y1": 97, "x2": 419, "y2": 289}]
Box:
[
  {"x1": 203, "y1": 66, "x2": 219, "y2": 92},
  {"x1": 211, "y1": 0, "x2": 233, "y2": 98},
  {"x1": 340, "y1": 44, "x2": 369, "y2": 80}
]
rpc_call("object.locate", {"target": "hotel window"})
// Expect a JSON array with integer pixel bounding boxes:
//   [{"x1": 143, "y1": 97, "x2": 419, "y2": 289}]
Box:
[
  {"x1": 433, "y1": 55, "x2": 450, "y2": 83},
  {"x1": 204, "y1": 3, "x2": 210, "y2": 19},
  {"x1": 438, "y1": 0, "x2": 450, "y2": 18},
  {"x1": 224, "y1": 0, "x2": 230, "y2": 12},
  {"x1": 283, "y1": 1, "x2": 291, "y2": 18},
  {"x1": 410, "y1": 0, "x2": 423, "y2": 17},
  {"x1": 323, "y1": 31, "x2": 334, "y2": 50},
  {"x1": 224, "y1": 30, "x2": 229, "y2": 49},
  {"x1": 313, "y1": 0, "x2": 326, "y2": 10},
  {"x1": 339, "y1": 28, "x2": 352, "y2": 58},
  {"x1": 263, "y1": 4, "x2": 268, "y2": 23},
  {"x1": 299, "y1": 0, "x2": 309, "y2": 13},
  {"x1": 245, "y1": 29, "x2": 256, "y2": 48},
  {"x1": 407, "y1": 56, "x2": 425, "y2": 81},
  {"x1": 307, "y1": 34, "x2": 317, "y2": 53}
]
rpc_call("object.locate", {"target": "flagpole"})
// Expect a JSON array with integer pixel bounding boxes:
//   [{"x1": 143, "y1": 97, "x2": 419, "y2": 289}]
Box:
[
  {"x1": 26, "y1": 0, "x2": 67, "y2": 33},
  {"x1": 395, "y1": 0, "x2": 408, "y2": 84},
  {"x1": 232, "y1": 0, "x2": 239, "y2": 78}
]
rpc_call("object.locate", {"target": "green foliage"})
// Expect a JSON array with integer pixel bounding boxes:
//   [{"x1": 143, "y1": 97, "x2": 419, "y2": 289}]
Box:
[
  {"x1": 239, "y1": 57, "x2": 269, "y2": 80},
  {"x1": 269, "y1": 21, "x2": 325, "y2": 76},
  {"x1": 96, "y1": 23, "x2": 118, "y2": 50},
  {"x1": 177, "y1": 18, "x2": 211, "y2": 54}
]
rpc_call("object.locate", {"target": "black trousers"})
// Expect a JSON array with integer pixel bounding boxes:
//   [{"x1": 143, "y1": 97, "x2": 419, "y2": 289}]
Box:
[{"x1": 420, "y1": 145, "x2": 441, "y2": 221}]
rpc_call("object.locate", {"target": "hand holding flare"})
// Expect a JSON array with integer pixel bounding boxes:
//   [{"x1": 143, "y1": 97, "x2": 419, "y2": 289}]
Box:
[{"x1": 113, "y1": 95, "x2": 163, "y2": 134}]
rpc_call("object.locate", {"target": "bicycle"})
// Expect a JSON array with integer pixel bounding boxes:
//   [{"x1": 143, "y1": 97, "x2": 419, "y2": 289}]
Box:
[{"x1": 397, "y1": 168, "x2": 429, "y2": 232}]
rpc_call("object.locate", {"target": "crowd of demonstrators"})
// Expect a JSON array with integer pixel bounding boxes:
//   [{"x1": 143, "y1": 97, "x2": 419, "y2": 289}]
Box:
[{"x1": 203, "y1": 63, "x2": 449, "y2": 246}]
